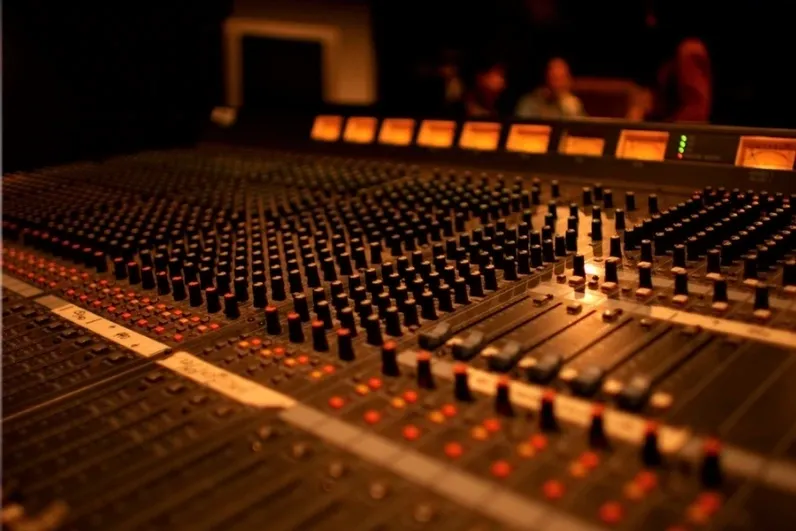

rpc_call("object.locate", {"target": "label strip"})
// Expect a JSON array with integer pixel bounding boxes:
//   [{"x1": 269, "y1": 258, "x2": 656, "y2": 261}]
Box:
[{"x1": 3, "y1": 274, "x2": 43, "y2": 297}]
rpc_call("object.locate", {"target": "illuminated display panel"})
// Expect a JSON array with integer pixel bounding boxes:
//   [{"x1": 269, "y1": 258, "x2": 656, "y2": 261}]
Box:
[
  {"x1": 311, "y1": 115, "x2": 343, "y2": 142},
  {"x1": 616, "y1": 130, "x2": 669, "y2": 161},
  {"x1": 735, "y1": 136, "x2": 796, "y2": 170},
  {"x1": 559, "y1": 134, "x2": 605, "y2": 156},
  {"x1": 417, "y1": 120, "x2": 456, "y2": 148},
  {"x1": 378, "y1": 118, "x2": 415, "y2": 146},
  {"x1": 343, "y1": 117, "x2": 378, "y2": 144},
  {"x1": 505, "y1": 124, "x2": 551, "y2": 154},
  {"x1": 459, "y1": 121, "x2": 501, "y2": 151}
]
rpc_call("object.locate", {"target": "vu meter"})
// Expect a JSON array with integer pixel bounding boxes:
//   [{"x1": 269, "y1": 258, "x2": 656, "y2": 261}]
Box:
[
  {"x1": 343, "y1": 117, "x2": 378, "y2": 144},
  {"x1": 559, "y1": 134, "x2": 605, "y2": 156},
  {"x1": 417, "y1": 120, "x2": 456, "y2": 148},
  {"x1": 735, "y1": 136, "x2": 796, "y2": 170},
  {"x1": 310, "y1": 115, "x2": 343, "y2": 142},
  {"x1": 616, "y1": 130, "x2": 669, "y2": 161},
  {"x1": 505, "y1": 124, "x2": 551, "y2": 154},
  {"x1": 459, "y1": 122, "x2": 501, "y2": 151}
]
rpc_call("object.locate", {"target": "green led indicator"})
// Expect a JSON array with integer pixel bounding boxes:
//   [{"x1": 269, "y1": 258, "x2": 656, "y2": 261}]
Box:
[
  {"x1": 681, "y1": 135, "x2": 687, "y2": 142},
  {"x1": 679, "y1": 140, "x2": 686, "y2": 148},
  {"x1": 678, "y1": 146, "x2": 685, "y2": 154}
]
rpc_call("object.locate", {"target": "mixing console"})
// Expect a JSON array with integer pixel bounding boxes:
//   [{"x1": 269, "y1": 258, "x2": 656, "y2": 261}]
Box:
[{"x1": 4, "y1": 111, "x2": 796, "y2": 530}]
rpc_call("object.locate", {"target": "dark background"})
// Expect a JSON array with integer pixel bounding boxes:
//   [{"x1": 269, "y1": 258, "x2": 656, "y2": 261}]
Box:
[{"x1": 4, "y1": 0, "x2": 795, "y2": 172}]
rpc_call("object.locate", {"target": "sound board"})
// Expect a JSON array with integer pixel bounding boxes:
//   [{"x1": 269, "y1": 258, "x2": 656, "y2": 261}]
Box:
[{"x1": 4, "y1": 109, "x2": 796, "y2": 530}]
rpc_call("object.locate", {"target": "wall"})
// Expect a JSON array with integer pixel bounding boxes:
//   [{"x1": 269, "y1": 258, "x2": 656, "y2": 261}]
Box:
[{"x1": 233, "y1": 0, "x2": 375, "y2": 105}]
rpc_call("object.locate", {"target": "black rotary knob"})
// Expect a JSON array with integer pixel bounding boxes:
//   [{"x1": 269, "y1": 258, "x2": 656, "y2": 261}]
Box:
[
  {"x1": 754, "y1": 283, "x2": 770, "y2": 310},
  {"x1": 252, "y1": 281, "x2": 268, "y2": 308},
  {"x1": 609, "y1": 235, "x2": 622, "y2": 258},
  {"x1": 127, "y1": 262, "x2": 141, "y2": 284},
  {"x1": 287, "y1": 312, "x2": 304, "y2": 342},
  {"x1": 604, "y1": 257, "x2": 619, "y2": 283},
  {"x1": 172, "y1": 276, "x2": 187, "y2": 301},
  {"x1": 484, "y1": 264, "x2": 498, "y2": 291},
  {"x1": 712, "y1": 277, "x2": 728, "y2": 303},
  {"x1": 271, "y1": 275, "x2": 286, "y2": 300},
  {"x1": 365, "y1": 314, "x2": 383, "y2": 346},
  {"x1": 402, "y1": 298, "x2": 419, "y2": 326},
  {"x1": 188, "y1": 281, "x2": 203, "y2": 307},
  {"x1": 265, "y1": 305, "x2": 281, "y2": 334},
  {"x1": 224, "y1": 292, "x2": 240, "y2": 319},
  {"x1": 674, "y1": 269, "x2": 689, "y2": 296},
  {"x1": 385, "y1": 307, "x2": 403, "y2": 337},
  {"x1": 573, "y1": 254, "x2": 586, "y2": 277},
  {"x1": 591, "y1": 219, "x2": 602, "y2": 242},
  {"x1": 625, "y1": 191, "x2": 636, "y2": 211},
  {"x1": 337, "y1": 328, "x2": 355, "y2": 361},
  {"x1": 648, "y1": 194, "x2": 659, "y2": 214},
  {"x1": 673, "y1": 244, "x2": 687, "y2": 268},
  {"x1": 312, "y1": 320, "x2": 328, "y2": 351},
  {"x1": 141, "y1": 266, "x2": 156, "y2": 290},
  {"x1": 420, "y1": 290, "x2": 437, "y2": 320},
  {"x1": 113, "y1": 257, "x2": 127, "y2": 280},
  {"x1": 582, "y1": 187, "x2": 593, "y2": 206},
  {"x1": 638, "y1": 262, "x2": 653, "y2": 289},
  {"x1": 381, "y1": 340, "x2": 400, "y2": 376},
  {"x1": 205, "y1": 286, "x2": 220, "y2": 313}
]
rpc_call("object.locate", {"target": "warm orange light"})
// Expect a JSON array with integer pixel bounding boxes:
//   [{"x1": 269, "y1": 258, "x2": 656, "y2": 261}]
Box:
[
  {"x1": 735, "y1": 136, "x2": 796, "y2": 170},
  {"x1": 417, "y1": 120, "x2": 456, "y2": 148},
  {"x1": 459, "y1": 122, "x2": 501, "y2": 151},
  {"x1": 378, "y1": 118, "x2": 415, "y2": 146},
  {"x1": 343, "y1": 117, "x2": 378, "y2": 144},
  {"x1": 559, "y1": 134, "x2": 605, "y2": 156},
  {"x1": 505, "y1": 124, "x2": 551, "y2": 154},
  {"x1": 616, "y1": 130, "x2": 669, "y2": 161},
  {"x1": 310, "y1": 115, "x2": 343, "y2": 142}
]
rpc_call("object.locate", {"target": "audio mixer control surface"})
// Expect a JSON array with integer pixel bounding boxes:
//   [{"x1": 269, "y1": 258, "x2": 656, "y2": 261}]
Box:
[{"x1": 4, "y1": 111, "x2": 796, "y2": 530}]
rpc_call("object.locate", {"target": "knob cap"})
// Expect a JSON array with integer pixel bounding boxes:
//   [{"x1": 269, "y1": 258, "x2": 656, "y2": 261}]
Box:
[
  {"x1": 638, "y1": 262, "x2": 653, "y2": 289},
  {"x1": 648, "y1": 194, "x2": 659, "y2": 214},
  {"x1": 604, "y1": 257, "x2": 619, "y2": 283},
  {"x1": 700, "y1": 438, "x2": 723, "y2": 488},
  {"x1": 673, "y1": 244, "x2": 687, "y2": 268},
  {"x1": 609, "y1": 235, "x2": 622, "y2": 258},
  {"x1": 156, "y1": 271, "x2": 171, "y2": 295},
  {"x1": 589, "y1": 404, "x2": 608, "y2": 448},
  {"x1": 582, "y1": 187, "x2": 593, "y2": 206},
  {"x1": 712, "y1": 277, "x2": 728, "y2": 303},
  {"x1": 573, "y1": 254, "x2": 586, "y2": 277},
  {"x1": 625, "y1": 191, "x2": 636, "y2": 211},
  {"x1": 141, "y1": 266, "x2": 156, "y2": 290},
  {"x1": 674, "y1": 269, "x2": 689, "y2": 296},
  {"x1": 484, "y1": 265, "x2": 498, "y2": 291},
  {"x1": 707, "y1": 249, "x2": 721, "y2": 274},
  {"x1": 615, "y1": 208, "x2": 625, "y2": 231},
  {"x1": 293, "y1": 293, "x2": 310, "y2": 322},
  {"x1": 381, "y1": 340, "x2": 400, "y2": 376},
  {"x1": 188, "y1": 281, "x2": 203, "y2": 307},
  {"x1": 454, "y1": 363, "x2": 472, "y2": 401}
]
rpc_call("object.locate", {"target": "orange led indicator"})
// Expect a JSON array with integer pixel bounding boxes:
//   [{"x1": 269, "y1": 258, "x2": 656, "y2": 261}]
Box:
[
  {"x1": 311, "y1": 115, "x2": 343, "y2": 142},
  {"x1": 459, "y1": 121, "x2": 501, "y2": 151}
]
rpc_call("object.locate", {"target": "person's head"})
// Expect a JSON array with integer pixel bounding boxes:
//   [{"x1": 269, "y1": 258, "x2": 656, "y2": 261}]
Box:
[
  {"x1": 545, "y1": 57, "x2": 573, "y2": 96},
  {"x1": 468, "y1": 57, "x2": 506, "y2": 102}
]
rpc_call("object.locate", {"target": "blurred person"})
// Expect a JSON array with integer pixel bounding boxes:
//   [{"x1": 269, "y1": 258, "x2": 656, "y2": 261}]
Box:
[
  {"x1": 648, "y1": 38, "x2": 711, "y2": 122},
  {"x1": 515, "y1": 57, "x2": 586, "y2": 119},
  {"x1": 461, "y1": 56, "x2": 507, "y2": 118}
]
